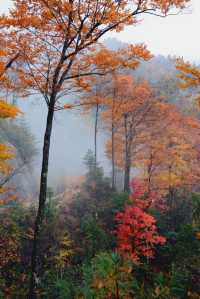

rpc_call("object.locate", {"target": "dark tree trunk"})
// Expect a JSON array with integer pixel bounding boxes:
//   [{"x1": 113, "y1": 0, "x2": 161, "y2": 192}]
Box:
[
  {"x1": 124, "y1": 153, "x2": 131, "y2": 193},
  {"x1": 146, "y1": 153, "x2": 153, "y2": 197},
  {"x1": 111, "y1": 86, "x2": 116, "y2": 191},
  {"x1": 111, "y1": 121, "x2": 116, "y2": 190},
  {"x1": 94, "y1": 103, "x2": 99, "y2": 169},
  {"x1": 123, "y1": 114, "x2": 131, "y2": 193},
  {"x1": 29, "y1": 100, "x2": 55, "y2": 299}
]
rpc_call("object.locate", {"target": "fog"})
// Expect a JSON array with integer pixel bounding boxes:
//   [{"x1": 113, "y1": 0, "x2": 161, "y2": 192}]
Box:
[{"x1": 19, "y1": 98, "x2": 109, "y2": 187}]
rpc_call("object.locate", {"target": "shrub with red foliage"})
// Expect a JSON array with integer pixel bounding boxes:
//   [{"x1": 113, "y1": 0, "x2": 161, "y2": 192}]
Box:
[
  {"x1": 131, "y1": 178, "x2": 166, "y2": 211},
  {"x1": 115, "y1": 181, "x2": 166, "y2": 263}
]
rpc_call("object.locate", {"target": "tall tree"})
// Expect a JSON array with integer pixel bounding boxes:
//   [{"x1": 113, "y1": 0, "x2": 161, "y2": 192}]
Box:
[
  {"x1": 134, "y1": 102, "x2": 200, "y2": 200},
  {"x1": 0, "y1": 0, "x2": 190, "y2": 297},
  {"x1": 105, "y1": 76, "x2": 155, "y2": 192},
  {"x1": 81, "y1": 45, "x2": 152, "y2": 176},
  {"x1": 80, "y1": 78, "x2": 106, "y2": 171}
]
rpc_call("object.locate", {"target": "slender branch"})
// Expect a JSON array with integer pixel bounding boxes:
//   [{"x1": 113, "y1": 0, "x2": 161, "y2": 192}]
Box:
[
  {"x1": 64, "y1": 71, "x2": 105, "y2": 81},
  {"x1": 0, "y1": 53, "x2": 20, "y2": 78}
]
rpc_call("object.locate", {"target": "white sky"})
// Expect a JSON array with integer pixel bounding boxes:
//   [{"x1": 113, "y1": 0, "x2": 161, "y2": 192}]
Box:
[{"x1": 1, "y1": 0, "x2": 200, "y2": 62}]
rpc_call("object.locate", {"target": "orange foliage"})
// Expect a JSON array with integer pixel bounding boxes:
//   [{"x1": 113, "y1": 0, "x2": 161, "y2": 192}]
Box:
[
  {"x1": 135, "y1": 103, "x2": 200, "y2": 195},
  {"x1": 0, "y1": 42, "x2": 20, "y2": 197},
  {"x1": 177, "y1": 59, "x2": 200, "y2": 89},
  {"x1": 104, "y1": 73, "x2": 200, "y2": 196},
  {"x1": 0, "y1": 0, "x2": 189, "y2": 109},
  {"x1": 105, "y1": 75, "x2": 154, "y2": 166},
  {"x1": 177, "y1": 59, "x2": 200, "y2": 105},
  {"x1": 0, "y1": 99, "x2": 20, "y2": 119}
]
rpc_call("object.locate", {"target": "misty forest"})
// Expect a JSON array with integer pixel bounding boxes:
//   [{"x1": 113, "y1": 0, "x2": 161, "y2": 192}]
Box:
[{"x1": 1, "y1": 0, "x2": 200, "y2": 298}]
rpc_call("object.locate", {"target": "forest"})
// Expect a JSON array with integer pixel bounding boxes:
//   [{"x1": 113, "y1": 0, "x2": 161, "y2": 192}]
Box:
[{"x1": 1, "y1": 0, "x2": 200, "y2": 298}]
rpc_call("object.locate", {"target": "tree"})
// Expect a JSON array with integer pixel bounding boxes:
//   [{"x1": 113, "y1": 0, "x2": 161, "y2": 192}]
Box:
[
  {"x1": 81, "y1": 47, "x2": 152, "y2": 185},
  {"x1": 0, "y1": 204, "x2": 31, "y2": 299},
  {"x1": 0, "y1": 118, "x2": 37, "y2": 198},
  {"x1": 135, "y1": 102, "x2": 200, "y2": 200},
  {"x1": 176, "y1": 59, "x2": 200, "y2": 117},
  {"x1": 176, "y1": 59, "x2": 200, "y2": 92},
  {"x1": 0, "y1": 213, "x2": 22, "y2": 298},
  {"x1": 81, "y1": 81, "x2": 104, "y2": 170},
  {"x1": 0, "y1": 45, "x2": 20, "y2": 199},
  {"x1": 65, "y1": 151, "x2": 114, "y2": 261},
  {"x1": 0, "y1": 0, "x2": 190, "y2": 297},
  {"x1": 77, "y1": 252, "x2": 134, "y2": 299},
  {"x1": 101, "y1": 75, "x2": 127, "y2": 190},
  {"x1": 105, "y1": 75, "x2": 155, "y2": 192},
  {"x1": 115, "y1": 184, "x2": 166, "y2": 263},
  {"x1": 105, "y1": 90, "x2": 200, "y2": 200}
]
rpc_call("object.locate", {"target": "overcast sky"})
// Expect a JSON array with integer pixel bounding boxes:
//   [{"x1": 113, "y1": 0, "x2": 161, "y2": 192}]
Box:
[{"x1": 1, "y1": 0, "x2": 200, "y2": 62}]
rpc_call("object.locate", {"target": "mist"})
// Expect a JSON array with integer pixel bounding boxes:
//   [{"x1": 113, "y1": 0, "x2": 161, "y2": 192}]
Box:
[{"x1": 18, "y1": 97, "x2": 109, "y2": 187}]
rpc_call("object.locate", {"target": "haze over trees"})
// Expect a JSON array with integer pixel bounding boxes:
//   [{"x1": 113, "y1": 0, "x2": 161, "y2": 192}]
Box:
[{"x1": 2, "y1": 0, "x2": 200, "y2": 298}]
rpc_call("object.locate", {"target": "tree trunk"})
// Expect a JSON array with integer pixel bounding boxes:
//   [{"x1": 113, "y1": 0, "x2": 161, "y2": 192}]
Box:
[
  {"x1": 111, "y1": 85, "x2": 116, "y2": 191},
  {"x1": 94, "y1": 103, "x2": 99, "y2": 169},
  {"x1": 146, "y1": 153, "x2": 153, "y2": 197},
  {"x1": 124, "y1": 153, "x2": 131, "y2": 193},
  {"x1": 111, "y1": 121, "x2": 116, "y2": 190},
  {"x1": 29, "y1": 101, "x2": 55, "y2": 299},
  {"x1": 124, "y1": 114, "x2": 131, "y2": 193}
]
